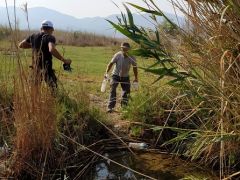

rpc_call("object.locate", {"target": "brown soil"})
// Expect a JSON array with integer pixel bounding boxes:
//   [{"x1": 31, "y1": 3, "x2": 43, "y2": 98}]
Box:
[{"x1": 89, "y1": 93, "x2": 131, "y2": 136}]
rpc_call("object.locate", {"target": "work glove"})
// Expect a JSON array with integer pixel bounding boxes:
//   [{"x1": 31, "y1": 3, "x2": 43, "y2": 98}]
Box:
[
  {"x1": 63, "y1": 58, "x2": 72, "y2": 72},
  {"x1": 63, "y1": 63, "x2": 72, "y2": 72}
]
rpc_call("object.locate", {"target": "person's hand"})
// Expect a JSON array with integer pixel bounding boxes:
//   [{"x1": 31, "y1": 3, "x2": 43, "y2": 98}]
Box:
[
  {"x1": 104, "y1": 73, "x2": 109, "y2": 79},
  {"x1": 63, "y1": 58, "x2": 72, "y2": 65}
]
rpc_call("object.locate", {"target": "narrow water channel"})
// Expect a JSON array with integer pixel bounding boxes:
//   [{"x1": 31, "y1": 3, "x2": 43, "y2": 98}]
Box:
[{"x1": 88, "y1": 151, "x2": 218, "y2": 180}]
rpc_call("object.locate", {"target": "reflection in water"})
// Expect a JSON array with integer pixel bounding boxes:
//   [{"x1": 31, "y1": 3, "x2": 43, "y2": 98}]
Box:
[
  {"x1": 91, "y1": 151, "x2": 217, "y2": 180},
  {"x1": 95, "y1": 162, "x2": 116, "y2": 179}
]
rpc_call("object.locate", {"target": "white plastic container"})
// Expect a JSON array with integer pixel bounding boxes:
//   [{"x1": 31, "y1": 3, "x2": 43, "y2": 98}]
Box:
[
  {"x1": 101, "y1": 75, "x2": 109, "y2": 92},
  {"x1": 132, "y1": 81, "x2": 139, "y2": 91},
  {"x1": 128, "y1": 142, "x2": 148, "y2": 150}
]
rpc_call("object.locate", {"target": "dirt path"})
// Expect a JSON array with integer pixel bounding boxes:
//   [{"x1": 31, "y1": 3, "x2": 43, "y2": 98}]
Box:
[{"x1": 89, "y1": 93, "x2": 131, "y2": 135}]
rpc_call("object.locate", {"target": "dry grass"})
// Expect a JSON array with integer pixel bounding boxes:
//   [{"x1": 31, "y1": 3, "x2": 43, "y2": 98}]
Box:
[
  {"x1": 0, "y1": 27, "x2": 122, "y2": 47},
  {"x1": 54, "y1": 30, "x2": 121, "y2": 47},
  {"x1": 12, "y1": 77, "x2": 57, "y2": 174}
]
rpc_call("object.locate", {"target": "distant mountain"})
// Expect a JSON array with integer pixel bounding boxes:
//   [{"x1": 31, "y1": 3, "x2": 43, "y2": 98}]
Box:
[{"x1": 0, "y1": 6, "x2": 185, "y2": 37}]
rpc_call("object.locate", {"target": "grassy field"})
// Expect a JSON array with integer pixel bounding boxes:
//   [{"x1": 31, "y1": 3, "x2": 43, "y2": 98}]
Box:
[{"x1": 0, "y1": 40, "x2": 160, "y2": 110}]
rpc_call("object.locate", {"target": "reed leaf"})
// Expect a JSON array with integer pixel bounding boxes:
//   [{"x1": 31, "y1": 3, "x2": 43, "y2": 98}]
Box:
[
  {"x1": 123, "y1": 3, "x2": 134, "y2": 28},
  {"x1": 127, "y1": 2, "x2": 164, "y2": 16}
]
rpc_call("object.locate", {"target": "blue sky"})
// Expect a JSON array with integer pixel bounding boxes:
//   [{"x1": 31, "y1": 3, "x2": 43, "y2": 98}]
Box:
[{"x1": 1, "y1": 0, "x2": 179, "y2": 18}]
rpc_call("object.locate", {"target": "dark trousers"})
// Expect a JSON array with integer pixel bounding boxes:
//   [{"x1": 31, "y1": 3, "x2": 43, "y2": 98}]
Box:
[
  {"x1": 44, "y1": 69, "x2": 57, "y2": 90},
  {"x1": 32, "y1": 67, "x2": 57, "y2": 90},
  {"x1": 108, "y1": 75, "x2": 130, "y2": 109}
]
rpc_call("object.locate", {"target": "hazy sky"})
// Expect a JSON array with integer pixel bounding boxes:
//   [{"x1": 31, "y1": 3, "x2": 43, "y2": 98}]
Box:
[{"x1": 1, "y1": 0, "x2": 178, "y2": 18}]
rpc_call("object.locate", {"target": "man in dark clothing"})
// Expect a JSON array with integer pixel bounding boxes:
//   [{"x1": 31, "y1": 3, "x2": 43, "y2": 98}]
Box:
[{"x1": 18, "y1": 20, "x2": 71, "y2": 89}]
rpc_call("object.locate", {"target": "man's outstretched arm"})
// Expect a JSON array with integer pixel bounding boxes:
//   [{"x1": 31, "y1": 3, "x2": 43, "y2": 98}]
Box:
[
  {"x1": 133, "y1": 66, "x2": 138, "y2": 82},
  {"x1": 18, "y1": 40, "x2": 31, "y2": 49},
  {"x1": 48, "y1": 42, "x2": 71, "y2": 64}
]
